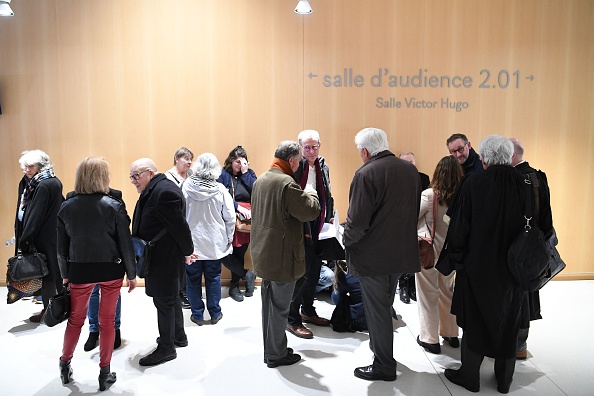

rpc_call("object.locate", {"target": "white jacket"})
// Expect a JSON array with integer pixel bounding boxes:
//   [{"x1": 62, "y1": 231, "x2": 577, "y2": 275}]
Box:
[{"x1": 182, "y1": 176, "x2": 235, "y2": 260}]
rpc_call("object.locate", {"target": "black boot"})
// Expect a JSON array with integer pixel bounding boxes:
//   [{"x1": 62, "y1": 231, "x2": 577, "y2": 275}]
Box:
[
  {"x1": 84, "y1": 332, "x2": 99, "y2": 352},
  {"x1": 59, "y1": 359, "x2": 73, "y2": 385},
  {"x1": 113, "y1": 329, "x2": 121, "y2": 349},
  {"x1": 229, "y1": 282, "x2": 244, "y2": 302},
  {"x1": 98, "y1": 365, "x2": 116, "y2": 391}
]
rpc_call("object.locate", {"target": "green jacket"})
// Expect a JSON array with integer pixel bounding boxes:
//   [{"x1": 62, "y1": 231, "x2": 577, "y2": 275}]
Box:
[{"x1": 250, "y1": 168, "x2": 320, "y2": 282}]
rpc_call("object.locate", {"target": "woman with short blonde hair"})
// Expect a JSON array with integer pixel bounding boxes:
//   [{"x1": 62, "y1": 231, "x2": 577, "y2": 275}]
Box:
[{"x1": 74, "y1": 157, "x2": 111, "y2": 194}]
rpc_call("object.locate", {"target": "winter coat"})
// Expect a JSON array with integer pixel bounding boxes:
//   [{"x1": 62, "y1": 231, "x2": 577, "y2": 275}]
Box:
[
  {"x1": 57, "y1": 191, "x2": 136, "y2": 283},
  {"x1": 132, "y1": 174, "x2": 194, "y2": 297},
  {"x1": 182, "y1": 176, "x2": 235, "y2": 260},
  {"x1": 250, "y1": 168, "x2": 320, "y2": 282},
  {"x1": 343, "y1": 151, "x2": 422, "y2": 277},
  {"x1": 447, "y1": 165, "x2": 527, "y2": 358},
  {"x1": 217, "y1": 168, "x2": 257, "y2": 209}
]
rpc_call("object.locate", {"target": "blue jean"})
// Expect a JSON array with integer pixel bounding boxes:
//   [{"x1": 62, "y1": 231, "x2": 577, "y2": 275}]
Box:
[
  {"x1": 186, "y1": 259, "x2": 222, "y2": 321},
  {"x1": 316, "y1": 264, "x2": 335, "y2": 293},
  {"x1": 88, "y1": 284, "x2": 121, "y2": 332}
]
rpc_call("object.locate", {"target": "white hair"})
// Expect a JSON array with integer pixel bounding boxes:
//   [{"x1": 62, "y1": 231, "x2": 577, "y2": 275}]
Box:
[
  {"x1": 478, "y1": 135, "x2": 514, "y2": 166},
  {"x1": 193, "y1": 153, "x2": 222, "y2": 180},
  {"x1": 297, "y1": 129, "x2": 320, "y2": 145},
  {"x1": 354, "y1": 128, "x2": 389, "y2": 156},
  {"x1": 18, "y1": 149, "x2": 52, "y2": 171}
]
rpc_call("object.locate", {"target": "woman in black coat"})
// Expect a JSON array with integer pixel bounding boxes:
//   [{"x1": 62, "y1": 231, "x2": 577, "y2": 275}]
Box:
[
  {"x1": 57, "y1": 157, "x2": 137, "y2": 390},
  {"x1": 442, "y1": 135, "x2": 527, "y2": 394},
  {"x1": 14, "y1": 149, "x2": 63, "y2": 321}
]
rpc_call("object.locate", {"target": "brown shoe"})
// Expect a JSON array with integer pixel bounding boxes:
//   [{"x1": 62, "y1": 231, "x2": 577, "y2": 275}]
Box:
[
  {"x1": 286, "y1": 324, "x2": 313, "y2": 339},
  {"x1": 516, "y1": 349, "x2": 528, "y2": 360},
  {"x1": 300, "y1": 313, "x2": 331, "y2": 327},
  {"x1": 29, "y1": 308, "x2": 46, "y2": 323}
]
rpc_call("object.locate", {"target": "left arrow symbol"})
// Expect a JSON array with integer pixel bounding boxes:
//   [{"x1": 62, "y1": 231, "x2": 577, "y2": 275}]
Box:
[{"x1": 308, "y1": 73, "x2": 318, "y2": 79}]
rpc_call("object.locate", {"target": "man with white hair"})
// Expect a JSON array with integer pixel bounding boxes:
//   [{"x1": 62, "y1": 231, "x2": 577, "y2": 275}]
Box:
[
  {"x1": 344, "y1": 128, "x2": 421, "y2": 381},
  {"x1": 441, "y1": 135, "x2": 528, "y2": 393},
  {"x1": 130, "y1": 158, "x2": 195, "y2": 366}
]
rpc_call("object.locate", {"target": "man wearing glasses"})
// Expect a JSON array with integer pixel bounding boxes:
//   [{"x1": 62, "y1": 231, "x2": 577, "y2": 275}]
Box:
[
  {"x1": 129, "y1": 158, "x2": 196, "y2": 366},
  {"x1": 446, "y1": 133, "x2": 484, "y2": 175},
  {"x1": 287, "y1": 130, "x2": 335, "y2": 339}
]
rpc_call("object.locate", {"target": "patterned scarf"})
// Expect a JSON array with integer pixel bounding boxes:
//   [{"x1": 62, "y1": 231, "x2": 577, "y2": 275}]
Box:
[
  {"x1": 297, "y1": 158, "x2": 326, "y2": 235},
  {"x1": 21, "y1": 167, "x2": 56, "y2": 211}
]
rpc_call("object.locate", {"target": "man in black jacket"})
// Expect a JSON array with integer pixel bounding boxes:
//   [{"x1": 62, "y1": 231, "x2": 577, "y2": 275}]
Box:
[
  {"x1": 446, "y1": 133, "x2": 484, "y2": 175},
  {"x1": 130, "y1": 158, "x2": 196, "y2": 366},
  {"x1": 510, "y1": 138, "x2": 553, "y2": 360}
]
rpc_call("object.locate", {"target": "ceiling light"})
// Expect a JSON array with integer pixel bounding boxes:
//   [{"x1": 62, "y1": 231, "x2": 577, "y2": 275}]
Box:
[
  {"x1": 295, "y1": 0, "x2": 312, "y2": 15},
  {"x1": 0, "y1": 0, "x2": 14, "y2": 17}
]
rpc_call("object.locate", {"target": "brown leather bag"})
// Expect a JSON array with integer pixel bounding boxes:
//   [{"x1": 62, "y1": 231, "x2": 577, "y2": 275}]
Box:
[{"x1": 418, "y1": 192, "x2": 438, "y2": 270}]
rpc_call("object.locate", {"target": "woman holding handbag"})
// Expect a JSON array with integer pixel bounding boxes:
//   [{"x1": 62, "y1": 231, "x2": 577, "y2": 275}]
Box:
[
  {"x1": 56, "y1": 157, "x2": 137, "y2": 391},
  {"x1": 415, "y1": 156, "x2": 463, "y2": 354},
  {"x1": 14, "y1": 149, "x2": 63, "y2": 321},
  {"x1": 217, "y1": 146, "x2": 257, "y2": 302}
]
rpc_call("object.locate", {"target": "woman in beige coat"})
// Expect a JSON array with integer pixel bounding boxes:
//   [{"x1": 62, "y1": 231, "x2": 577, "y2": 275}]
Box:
[{"x1": 415, "y1": 156, "x2": 463, "y2": 354}]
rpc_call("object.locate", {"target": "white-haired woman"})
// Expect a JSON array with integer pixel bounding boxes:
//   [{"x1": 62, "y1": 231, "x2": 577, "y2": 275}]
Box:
[
  {"x1": 14, "y1": 149, "x2": 63, "y2": 322},
  {"x1": 182, "y1": 153, "x2": 235, "y2": 325}
]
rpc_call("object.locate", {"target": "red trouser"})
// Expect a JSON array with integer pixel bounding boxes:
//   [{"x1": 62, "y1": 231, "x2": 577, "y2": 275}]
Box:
[{"x1": 61, "y1": 279, "x2": 122, "y2": 368}]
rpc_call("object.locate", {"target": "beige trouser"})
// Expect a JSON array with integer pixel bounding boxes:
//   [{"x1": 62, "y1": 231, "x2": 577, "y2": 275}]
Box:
[{"x1": 416, "y1": 268, "x2": 458, "y2": 344}]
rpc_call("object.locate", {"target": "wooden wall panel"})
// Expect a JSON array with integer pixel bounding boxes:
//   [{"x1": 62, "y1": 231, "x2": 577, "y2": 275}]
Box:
[{"x1": 0, "y1": 0, "x2": 592, "y2": 282}]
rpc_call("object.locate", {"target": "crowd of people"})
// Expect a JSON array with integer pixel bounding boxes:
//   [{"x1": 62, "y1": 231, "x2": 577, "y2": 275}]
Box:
[{"x1": 10, "y1": 128, "x2": 552, "y2": 393}]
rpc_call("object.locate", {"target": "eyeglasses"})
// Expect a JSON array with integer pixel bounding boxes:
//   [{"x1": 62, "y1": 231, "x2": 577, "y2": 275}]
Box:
[
  {"x1": 449, "y1": 144, "x2": 467, "y2": 155},
  {"x1": 302, "y1": 144, "x2": 320, "y2": 152},
  {"x1": 129, "y1": 169, "x2": 149, "y2": 181}
]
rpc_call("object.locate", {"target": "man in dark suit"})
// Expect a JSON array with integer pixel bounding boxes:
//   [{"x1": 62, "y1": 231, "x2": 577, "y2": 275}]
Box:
[
  {"x1": 446, "y1": 133, "x2": 484, "y2": 175},
  {"x1": 344, "y1": 128, "x2": 421, "y2": 381},
  {"x1": 130, "y1": 158, "x2": 196, "y2": 366},
  {"x1": 510, "y1": 138, "x2": 553, "y2": 360}
]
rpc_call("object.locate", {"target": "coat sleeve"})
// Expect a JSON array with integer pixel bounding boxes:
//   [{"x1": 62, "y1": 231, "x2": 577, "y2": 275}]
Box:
[
  {"x1": 19, "y1": 183, "x2": 54, "y2": 250},
  {"x1": 156, "y1": 189, "x2": 194, "y2": 256},
  {"x1": 285, "y1": 182, "x2": 321, "y2": 222},
  {"x1": 343, "y1": 172, "x2": 373, "y2": 247},
  {"x1": 445, "y1": 182, "x2": 471, "y2": 269},
  {"x1": 221, "y1": 187, "x2": 236, "y2": 243},
  {"x1": 115, "y1": 202, "x2": 137, "y2": 280},
  {"x1": 240, "y1": 169, "x2": 257, "y2": 194},
  {"x1": 417, "y1": 189, "x2": 431, "y2": 237},
  {"x1": 56, "y1": 211, "x2": 70, "y2": 279}
]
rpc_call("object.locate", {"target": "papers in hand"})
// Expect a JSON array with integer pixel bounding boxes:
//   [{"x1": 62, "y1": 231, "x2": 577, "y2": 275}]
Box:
[{"x1": 318, "y1": 211, "x2": 344, "y2": 249}]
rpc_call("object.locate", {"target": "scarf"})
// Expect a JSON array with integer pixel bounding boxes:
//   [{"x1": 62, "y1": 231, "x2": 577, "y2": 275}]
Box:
[
  {"x1": 270, "y1": 158, "x2": 294, "y2": 176},
  {"x1": 297, "y1": 158, "x2": 326, "y2": 236},
  {"x1": 21, "y1": 167, "x2": 56, "y2": 212}
]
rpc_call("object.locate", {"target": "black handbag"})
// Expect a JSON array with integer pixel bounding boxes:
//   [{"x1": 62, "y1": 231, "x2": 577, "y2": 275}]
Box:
[
  {"x1": 44, "y1": 285, "x2": 71, "y2": 327},
  {"x1": 132, "y1": 228, "x2": 167, "y2": 278},
  {"x1": 507, "y1": 174, "x2": 566, "y2": 292},
  {"x1": 8, "y1": 249, "x2": 49, "y2": 281}
]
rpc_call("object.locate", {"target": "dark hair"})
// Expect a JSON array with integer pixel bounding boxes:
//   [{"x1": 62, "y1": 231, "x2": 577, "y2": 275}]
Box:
[
  {"x1": 223, "y1": 146, "x2": 248, "y2": 175},
  {"x1": 446, "y1": 133, "x2": 469, "y2": 146},
  {"x1": 429, "y1": 156, "x2": 464, "y2": 206}
]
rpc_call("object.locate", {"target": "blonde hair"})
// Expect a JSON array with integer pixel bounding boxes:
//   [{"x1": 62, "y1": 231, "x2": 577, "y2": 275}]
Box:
[{"x1": 74, "y1": 157, "x2": 110, "y2": 194}]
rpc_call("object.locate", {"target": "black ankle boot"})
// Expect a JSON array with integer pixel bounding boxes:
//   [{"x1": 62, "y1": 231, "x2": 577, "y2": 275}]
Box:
[
  {"x1": 84, "y1": 331, "x2": 99, "y2": 352},
  {"x1": 59, "y1": 359, "x2": 73, "y2": 384},
  {"x1": 114, "y1": 329, "x2": 121, "y2": 349},
  {"x1": 98, "y1": 365, "x2": 116, "y2": 391}
]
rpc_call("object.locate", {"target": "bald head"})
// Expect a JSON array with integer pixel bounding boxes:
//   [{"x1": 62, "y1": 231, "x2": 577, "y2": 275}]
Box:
[
  {"x1": 509, "y1": 138, "x2": 524, "y2": 166},
  {"x1": 130, "y1": 158, "x2": 158, "y2": 194}
]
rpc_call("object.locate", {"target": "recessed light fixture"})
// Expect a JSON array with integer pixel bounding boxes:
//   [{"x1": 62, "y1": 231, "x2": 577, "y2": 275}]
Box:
[
  {"x1": 0, "y1": 0, "x2": 14, "y2": 17},
  {"x1": 295, "y1": 0, "x2": 312, "y2": 15}
]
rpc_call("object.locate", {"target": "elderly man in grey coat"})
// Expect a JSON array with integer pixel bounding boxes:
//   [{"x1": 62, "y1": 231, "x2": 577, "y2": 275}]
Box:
[
  {"x1": 344, "y1": 128, "x2": 421, "y2": 381},
  {"x1": 250, "y1": 141, "x2": 320, "y2": 368}
]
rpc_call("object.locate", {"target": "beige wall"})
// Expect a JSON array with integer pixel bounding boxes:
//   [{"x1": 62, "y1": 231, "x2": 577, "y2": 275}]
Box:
[{"x1": 0, "y1": 0, "x2": 592, "y2": 283}]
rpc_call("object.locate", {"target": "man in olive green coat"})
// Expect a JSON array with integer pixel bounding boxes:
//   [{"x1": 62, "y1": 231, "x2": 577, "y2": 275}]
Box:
[{"x1": 250, "y1": 141, "x2": 320, "y2": 368}]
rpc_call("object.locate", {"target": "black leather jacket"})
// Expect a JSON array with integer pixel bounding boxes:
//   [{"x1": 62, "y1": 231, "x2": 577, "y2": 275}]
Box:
[{"x1": 57, "y1": 192, "x2": 136, "y2": 280}]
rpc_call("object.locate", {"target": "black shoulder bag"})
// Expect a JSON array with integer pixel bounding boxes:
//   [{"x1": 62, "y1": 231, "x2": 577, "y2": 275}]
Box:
[
  {"x1": 132, "y1": 229, "x2": 167, "y2": 278},
  {"x1": 507, "y1": 173, "x2": 565, "y2": 292}
]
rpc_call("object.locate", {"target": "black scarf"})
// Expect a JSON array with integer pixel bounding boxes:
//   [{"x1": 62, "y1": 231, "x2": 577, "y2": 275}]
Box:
[{"x1": 21, "y1": 168, "x2": 56, "y2": 211}]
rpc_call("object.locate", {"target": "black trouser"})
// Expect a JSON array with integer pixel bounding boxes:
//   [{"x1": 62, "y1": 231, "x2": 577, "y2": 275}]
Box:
[
  {"x1": 288, "y1": 240, "x2": 322, "y2": 326},
  {"x1": 459, "y1": 335, "x2": 515, "y2": 389},
  {"x1": 221, "y1": 243, "x2": 249, "y2": 284},
  {"x1": 153, "y1": 294, "x2": 185, "y2": 351}
]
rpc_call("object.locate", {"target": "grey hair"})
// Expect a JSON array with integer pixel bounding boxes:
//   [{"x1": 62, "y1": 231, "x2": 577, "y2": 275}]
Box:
[
  {"x1": 478, "y1": 135, "x2": 514, "y2": 166},
  {"x1": 193, "y1": 153, "x2": 222, "y2": 180},
  {"x1": 354, "y1": 128, "x2": 389, "y2": 156},
  {"x1": 18, "y1": 149, "x2": 53, "y2": 171},
  {"x1": 297, "y1": 129, "x2": 320, "y2": 145},
  {"x1": 274, "y1": 140, "x2": 301, "y2": 162}
]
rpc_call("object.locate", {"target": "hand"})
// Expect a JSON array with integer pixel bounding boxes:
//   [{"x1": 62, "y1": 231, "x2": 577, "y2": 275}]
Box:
[
  {"x1": 237, "y1": 205, "x2": 251, "y2": 220},
  {"x1": 127, "y1": 278, "x2": 137, "y2": 293},
  {"x1": 63, "y1": 278, "x2": 69, "y2": 286},
  {"x1": 304, "y1": 185, "x2": 318, "y2": 196},
  {"x1": 240, "y1": 158, "x2": 249, "y2": 174},
  {"x1": 185, "y1": 252, "x2": 199, "y2": 264}
]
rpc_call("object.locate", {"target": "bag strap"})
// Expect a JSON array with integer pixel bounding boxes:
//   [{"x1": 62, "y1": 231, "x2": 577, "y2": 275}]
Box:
[
  {"x1": 528, "y1": 172, "x2": 540, "y2": 222},
  {"x1": 149, "y1": 228, "x2": 168, "y2": 245},
  {"x1": 430, "y1": 191, "x2": 438, "y2": 241},
  {"x1": 522, "y1": 176, "x2": 533, "y2": 229}
]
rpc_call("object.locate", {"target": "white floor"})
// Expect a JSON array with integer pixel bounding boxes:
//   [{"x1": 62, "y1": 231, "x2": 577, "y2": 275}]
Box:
[{"x1": 0, "y1": 280, "x2": 592, "y2": 396}]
